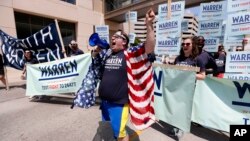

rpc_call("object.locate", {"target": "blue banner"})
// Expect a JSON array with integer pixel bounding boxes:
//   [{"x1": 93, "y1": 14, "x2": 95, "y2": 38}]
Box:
[{"x1": 0, "y1": 22, "x2": 64, "y2": 70}]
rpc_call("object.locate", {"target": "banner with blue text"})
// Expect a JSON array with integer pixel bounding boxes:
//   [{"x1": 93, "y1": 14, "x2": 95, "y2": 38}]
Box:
[
  {"x1": 192, "y1": 77, "x2": 250, "y2": 132},
  {"x1": 26, "y1": 53, "x2": 91, "y2": 95}
]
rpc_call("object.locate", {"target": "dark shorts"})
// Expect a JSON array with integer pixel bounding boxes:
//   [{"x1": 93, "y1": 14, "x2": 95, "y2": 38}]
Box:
[{"x1": 0, "y1": 68, "x2": 4, "y2": 75}]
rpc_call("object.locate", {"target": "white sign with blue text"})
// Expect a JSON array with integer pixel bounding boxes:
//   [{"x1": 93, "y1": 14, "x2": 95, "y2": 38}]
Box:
[
  {"x1": 95, "y1": 25, "x2": 110, "y2": 44},
  {"x1": 226, "y1": 51, "x2": 250, "y2": 73},
  {"x1": 155, "y1": 37, "x2": 181, "y2": 55},
  {"x1": 156, "y1": 19, "x2": 182, "y2": 38},
  {"x1": 227, "y1": 0, "x2": 250, "y2": 12},
  {"x1": 226, "y1": 11, "x2": 250, "y2": 36},
  {"x1": 158, "y1": 1, "x2": 185, "y2": 21},
  {"x1": 128, "y1": 33, "x2": 136, "y2": 44},
  {"x1": 199, "y1": 1, "x2": 226, "y2": 21},
  {"x1": 198, "y1": 20, "x2": 223, "y2": 37},
  {"x1": 126, "y1": 11, "x2": 137, "y2": 23},
  {"x1": 204, "y1": 37, "x2": 220, "y2": 52}
]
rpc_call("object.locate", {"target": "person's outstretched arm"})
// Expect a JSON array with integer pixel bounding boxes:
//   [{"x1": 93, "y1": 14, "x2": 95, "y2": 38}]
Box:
[{"x1": 145, "y1": 9, "x2": 156, "y2": 54}]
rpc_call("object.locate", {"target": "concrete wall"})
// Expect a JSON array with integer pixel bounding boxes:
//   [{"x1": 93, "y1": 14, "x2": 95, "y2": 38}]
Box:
[{"x1": 0, "y1": 0, "x2": 104, "y2": 52}]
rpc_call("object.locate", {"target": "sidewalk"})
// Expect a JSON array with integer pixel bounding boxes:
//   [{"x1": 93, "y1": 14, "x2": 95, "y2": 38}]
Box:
[{"x1": 0, "y1": 67, "x2": 26, "y2": 88}]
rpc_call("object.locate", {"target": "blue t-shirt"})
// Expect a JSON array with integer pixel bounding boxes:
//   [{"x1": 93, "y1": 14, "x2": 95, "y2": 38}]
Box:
[
  {"x1": 70, "y1": 49, "x2": 84, "y2": 56},
  {"x1": 174, "y1": 56, "x2": 197, "y2": 67},
  {"x1": 214, "y1": 52, "x2": 226, "y2": 73},
  {"x1": 196, "y1": 51, "x2": 217, "y2": 74},
  {"x1": 98, "y1": 50, "x2": 128, "y2": 104}
]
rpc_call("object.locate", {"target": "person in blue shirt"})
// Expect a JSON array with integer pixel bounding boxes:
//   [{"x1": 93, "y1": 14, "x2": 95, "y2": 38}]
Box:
[
  {"x1": 196, "y1": 36, "x2": 217, "y2": 78},
  {"x1": 174, "y1": 37, "x2": 205, "y2": 80},
  {"x1": 69, "y1": 40, "x2": 84, "y2": 56}
]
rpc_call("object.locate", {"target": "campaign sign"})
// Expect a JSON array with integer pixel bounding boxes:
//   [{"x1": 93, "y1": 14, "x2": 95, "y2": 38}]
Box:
[
  {"x1": 198, "y1": 20, "x2": 223, "y2": 37},
  {"x1": 199, "y1": 1, "x2": 226, "y2": 20},
  {"x1": 155, "y1": 37, "x2": 181, "y2": 55},
  {"x1": 226, "y1": 51, "x2": 250, "y2": 73},
  {"x1": 181, "y1": 20, "x2": 189, "y2": 32},
  {"x1": 204, "y1": 37, "x2": 220, "y2": 52},
  {"x1": 99, "y1": 35, "x2": 110, "y2": 44},
  {"x1": 156, "y1": 19, "x2": 181, "y2": 38},
  {"x1": 227, "y1": 11, "x2": 250, "y2": 36},
  {"x1": 158, "y1": 1, "x2": 185, "y2": 21},
  {"x1": 128, "y1": 33, "x2": 136, "y2": 44},
  {"x1": 224, "y1": 36, "x2": 244, "y2": 52},
  {"x1": 95, "y1": 25, "x2": 109, "y2": 44},
  {"x1": 224, "y1": 73, "x2": 250, "y2": 81},
  {"x1": 125, "y1": 11, "x2": 137, "y2": 23},
  {"x1": 227, "y1": 0, "x2": 250, "y2": 12},
  {"x1": 95, "y1": 25, "x2": 109, "y2": 34},
  {"x1": 230, "y1": 125, "x2": 250, "y2": 141}
]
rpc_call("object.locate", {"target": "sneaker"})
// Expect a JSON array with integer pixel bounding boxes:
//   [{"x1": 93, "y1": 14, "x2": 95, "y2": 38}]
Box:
[
  {"x1": 169, "y1": 128, "x2": 184, "y2": 141},
  {"x1": 175, "y1": 129, "x2": 184, "y2": 140}
]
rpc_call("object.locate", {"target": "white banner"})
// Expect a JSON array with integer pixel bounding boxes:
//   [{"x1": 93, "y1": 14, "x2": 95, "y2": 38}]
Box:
[
  {"x1": 192, "y1": 77, "x2": 250, "y2": 132},
  {"x1": 26, "y1": 53, "x2": 91, "y2": 95}
]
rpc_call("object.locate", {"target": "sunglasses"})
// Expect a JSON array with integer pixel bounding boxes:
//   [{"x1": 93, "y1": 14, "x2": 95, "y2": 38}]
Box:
[
  {"x1": 182, "y1": 43, "x2": 191, "y2": 46},
  {"x1": 113, "y1": 35, "x2": 127, "y2": 41}
]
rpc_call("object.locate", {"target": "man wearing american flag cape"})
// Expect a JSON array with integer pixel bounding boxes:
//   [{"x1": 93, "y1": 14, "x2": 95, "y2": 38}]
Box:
[{"x1": 72, "y1": 9, "x2": 156, "y2": 141}]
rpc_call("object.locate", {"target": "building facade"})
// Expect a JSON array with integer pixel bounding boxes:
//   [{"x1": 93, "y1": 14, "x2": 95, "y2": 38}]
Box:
[{"x1": 0, "y1": 0, "x2": 105, "y2": 53}]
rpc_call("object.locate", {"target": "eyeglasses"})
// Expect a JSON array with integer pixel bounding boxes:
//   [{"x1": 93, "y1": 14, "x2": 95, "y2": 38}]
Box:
[
  {"x1": 182, "y1": 43, "x2": 191, "y2": 46},
  {"x1": 236, "y1": 49, "x2": 243, "y2": 51},
  {"x1": 113, "y1": 35, "x2": 126, "y2": 41}
]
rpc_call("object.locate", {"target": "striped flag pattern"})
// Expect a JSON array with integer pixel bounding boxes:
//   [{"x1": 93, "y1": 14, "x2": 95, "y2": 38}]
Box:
[{"x1": 124, "y1": 44, "x2": 156, "y2": 130}]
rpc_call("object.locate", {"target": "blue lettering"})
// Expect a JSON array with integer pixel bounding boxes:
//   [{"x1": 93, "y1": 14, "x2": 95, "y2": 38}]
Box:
[
  {"x1": 232, "y1": 15, "x2": 250, "y2": 24},
  {"x1": 233, "y1": 81, "x2": 250, "y2": 98}
]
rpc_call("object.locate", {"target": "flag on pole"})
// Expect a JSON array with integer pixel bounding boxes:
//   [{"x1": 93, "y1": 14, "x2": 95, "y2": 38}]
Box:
[{"x1": 0, "y1": 22, "x2": 64, "y2": 70}]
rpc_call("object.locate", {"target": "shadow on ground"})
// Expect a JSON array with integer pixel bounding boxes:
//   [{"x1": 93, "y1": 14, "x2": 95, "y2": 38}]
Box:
[
  {"x1": 92, "y1": 121, "x2": 140, "y2": 141},
  {"x1": 151, "y1": 120, "x2": 229, "y2": 141},
  {"x1": 0, "y1": 84, "x2": 26, "y2": 90}
]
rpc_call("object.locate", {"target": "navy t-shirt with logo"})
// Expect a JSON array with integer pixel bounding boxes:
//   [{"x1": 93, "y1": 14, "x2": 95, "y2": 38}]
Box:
[
  {"x1": 196, "y1": 51, "x2": 217, "y2": 74},
  {"x1": 214, "y1": 52, "x2": 226, "y2": 73},
  {"x1": 98, "y1": 51, "x2": 128, "y2": 104},
  {"x1": 174, "y1": 56, "x2": 197, "y2": 67}
]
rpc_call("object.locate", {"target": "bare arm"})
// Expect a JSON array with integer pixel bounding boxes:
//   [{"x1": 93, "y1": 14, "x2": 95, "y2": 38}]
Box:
[
  {"x1": 196, "y1": 71, "x2": 206, "y2": 80},
  {"x1": 145, "y1": 9, "x2": 156, "y2": 54}
]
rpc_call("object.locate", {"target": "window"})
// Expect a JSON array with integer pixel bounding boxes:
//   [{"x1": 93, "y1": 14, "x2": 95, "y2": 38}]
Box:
[
  {"x1": 14, "y1": 12, "x2": 76, "y2": 49},
  {"x1": 61, "y1": 0, "x2": 76, "y2": 5}
]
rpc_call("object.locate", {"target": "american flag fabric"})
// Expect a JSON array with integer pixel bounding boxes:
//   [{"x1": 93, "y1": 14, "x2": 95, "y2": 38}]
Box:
[
  {"x1": 125, "y1": 44, "x2": 156, "y2": 130},
  {"x1": 72, "y1": 45, "x2": 155, "y2": 130},
  {"x1": 72, "y1": 49, "x2": 112, "y2": 108},
  {"x1": 0, "y1": 22, "x2": 64, "y2": 70}
]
